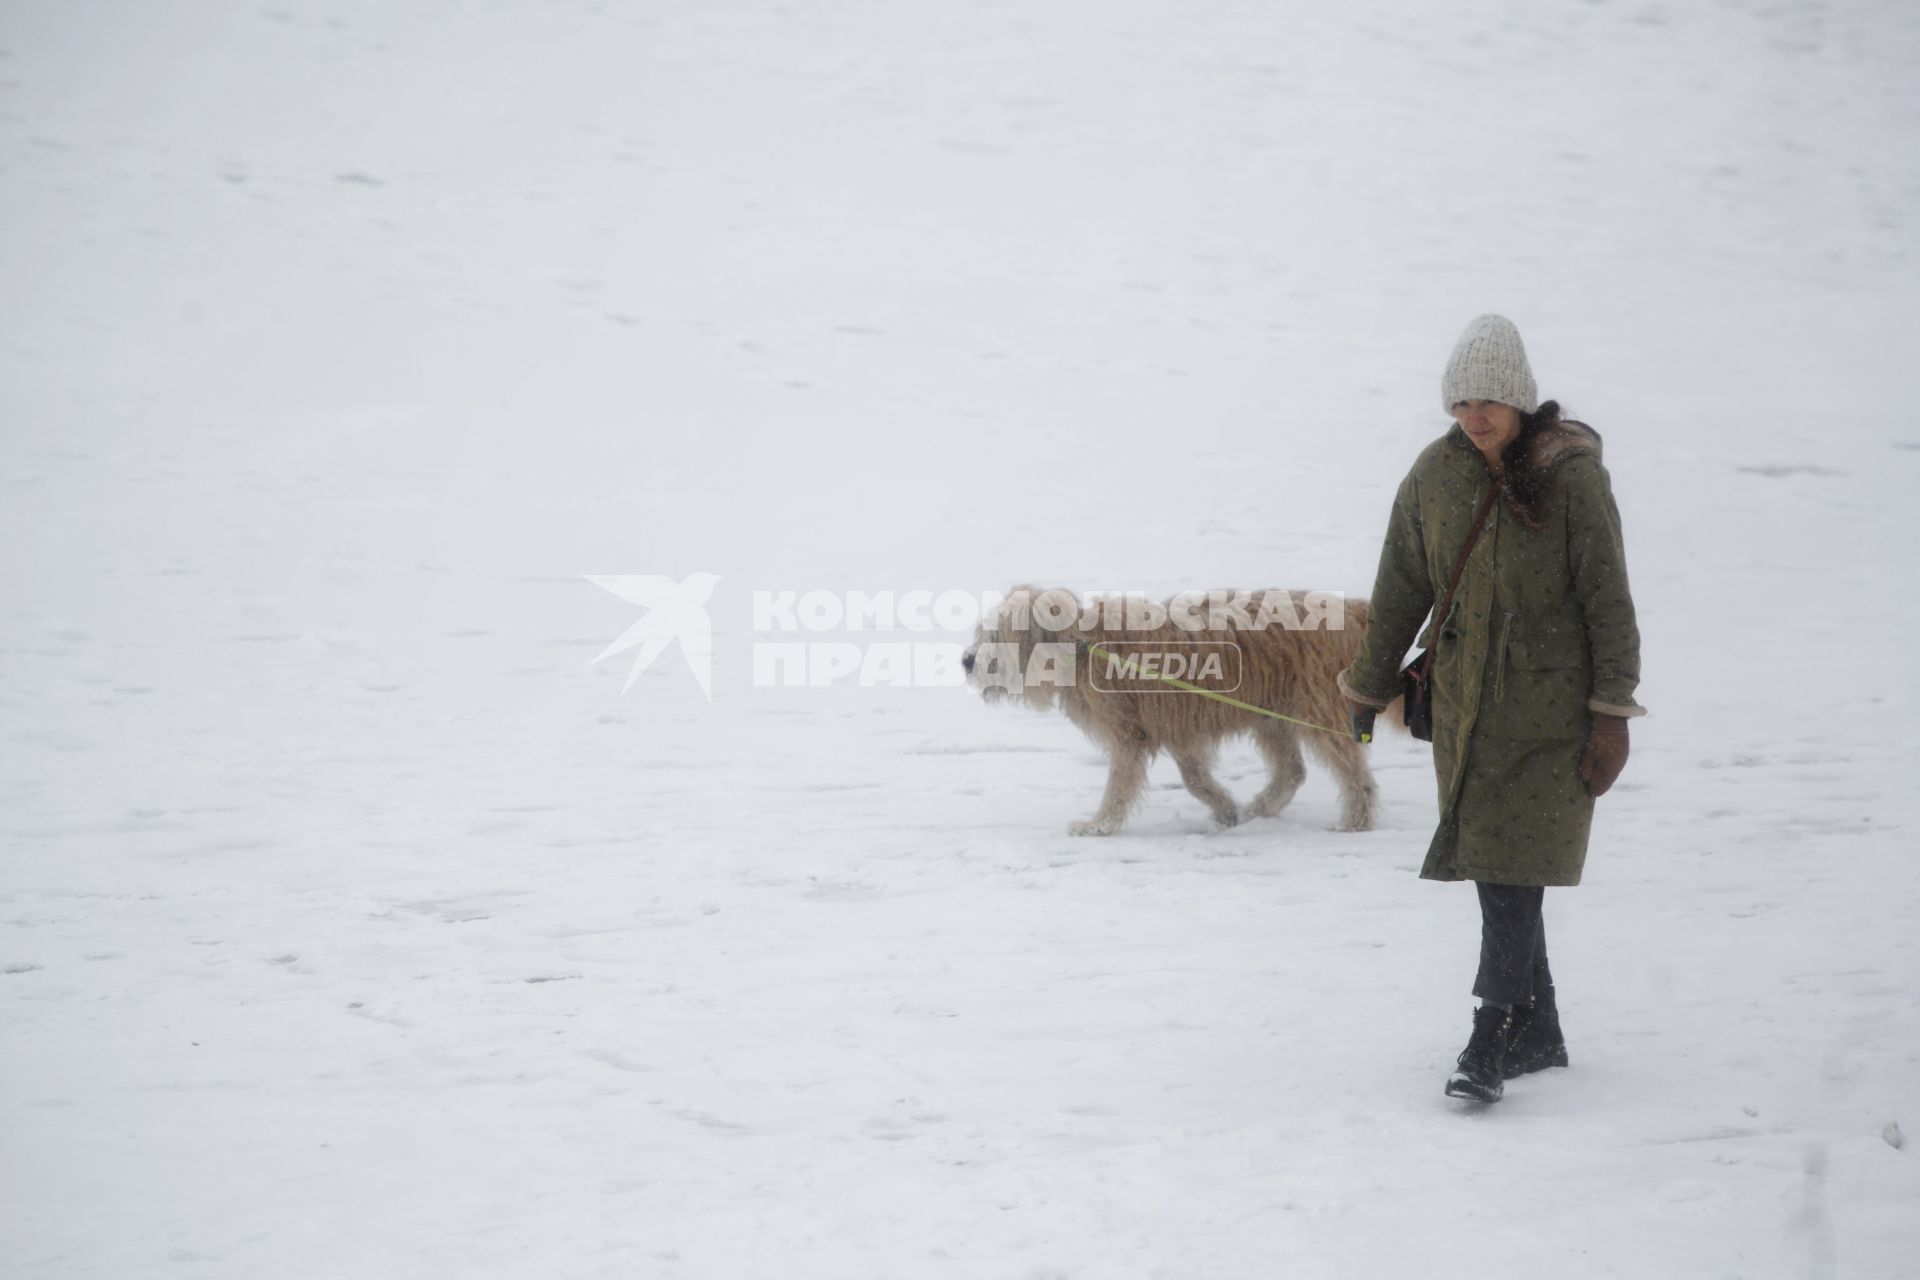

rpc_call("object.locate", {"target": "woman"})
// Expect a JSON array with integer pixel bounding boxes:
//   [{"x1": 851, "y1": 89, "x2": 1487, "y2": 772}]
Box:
[{"x1": 1337, "y1": 314, "x2": 1645, "y2": 1103}]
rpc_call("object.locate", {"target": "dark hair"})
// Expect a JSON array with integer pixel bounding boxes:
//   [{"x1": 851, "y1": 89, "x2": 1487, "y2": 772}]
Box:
[{"x1": 1494, "y1": 399, "x2": 1562, "y2": 530}]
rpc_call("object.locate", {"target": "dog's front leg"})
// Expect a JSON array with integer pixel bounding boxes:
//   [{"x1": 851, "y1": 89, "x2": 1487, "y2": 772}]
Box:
[
  {"x1": 1068, "y1": 742, "x2": 1148, "y2": 837},
  {"x1": 1172, "y1": 748, "x2": 1240, "y2": 829}
]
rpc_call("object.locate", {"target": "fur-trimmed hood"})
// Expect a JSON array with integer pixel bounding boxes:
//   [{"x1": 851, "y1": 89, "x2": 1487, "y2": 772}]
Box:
[{"x1": 1526, "y1": 419, "x2": 1602, "y2": 469}]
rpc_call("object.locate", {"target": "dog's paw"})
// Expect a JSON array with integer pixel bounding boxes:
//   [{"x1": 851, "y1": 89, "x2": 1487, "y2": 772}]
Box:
[
  {"x1": 1068, "y1": 818, "x2": 1121, "y2": 837},
  {"x1": 1247, "y1": 792, "x2": 1296, "y2": 820}
]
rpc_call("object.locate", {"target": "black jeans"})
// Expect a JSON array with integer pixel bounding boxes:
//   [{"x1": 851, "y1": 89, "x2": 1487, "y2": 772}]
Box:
[{"x1": 1473, "y1": 882, "x2": 1553, "y2": 1007}]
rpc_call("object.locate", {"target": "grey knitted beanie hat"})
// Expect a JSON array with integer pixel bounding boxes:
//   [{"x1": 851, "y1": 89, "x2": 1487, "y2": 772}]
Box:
[{"x1": 1441, "y1": 314, "x2": 1538, "y2": 414}]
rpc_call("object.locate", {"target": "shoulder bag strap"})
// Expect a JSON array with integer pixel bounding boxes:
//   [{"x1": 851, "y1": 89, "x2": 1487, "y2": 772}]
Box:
[{"x1": 1415, "y1": 483, "x2": 1501, "y2": 681}]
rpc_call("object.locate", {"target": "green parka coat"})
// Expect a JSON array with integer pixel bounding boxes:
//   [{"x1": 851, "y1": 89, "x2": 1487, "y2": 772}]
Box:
[{"x1": 1337, "y1": 420, "x2": 1645, "y2": 887}]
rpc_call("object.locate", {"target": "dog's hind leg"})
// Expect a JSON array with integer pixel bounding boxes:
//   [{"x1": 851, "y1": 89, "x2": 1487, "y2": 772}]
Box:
[
  {"x1": 1170, "y1": 744, "x2": 1240, "y2": 829},
  {"x1": 1068, "y1": 740, "x2": 1149, "y2": 837},
  {"x1": 1248, "y1": 723, "x2": 1308, "y2": 819},
  {"x1": 1304, "y1": 732, "x2": 1379, "y2": 832}
]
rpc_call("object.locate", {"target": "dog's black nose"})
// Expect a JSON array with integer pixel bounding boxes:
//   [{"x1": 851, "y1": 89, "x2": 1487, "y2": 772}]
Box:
[{"x1": 962, "y1": 649, "x2": 976, "y2": 673}]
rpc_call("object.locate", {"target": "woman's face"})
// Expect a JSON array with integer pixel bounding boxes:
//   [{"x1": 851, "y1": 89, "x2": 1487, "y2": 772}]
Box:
[{"x1": 1451, "y1": 399, "x2": 1523, "y2": 458}]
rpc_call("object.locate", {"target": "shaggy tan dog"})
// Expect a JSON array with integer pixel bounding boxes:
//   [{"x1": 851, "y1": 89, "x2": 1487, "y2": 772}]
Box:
[{"x1": 963, "y1": 586, "x2": 1392, "y2": 836}]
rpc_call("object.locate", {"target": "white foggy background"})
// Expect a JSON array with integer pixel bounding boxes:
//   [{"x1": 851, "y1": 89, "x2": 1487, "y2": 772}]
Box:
[{"x1": 4, "y1": 2, "x2": 1917, "y2": 1277}]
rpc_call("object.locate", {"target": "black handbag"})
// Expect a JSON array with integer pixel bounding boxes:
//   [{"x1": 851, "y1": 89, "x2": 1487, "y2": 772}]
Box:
[
  {"x1": 1400, "y1": 651, "x2": 1436, "y2": 741},
  {"x1": 1400, "y1": 485, "x2": 1501, "y2": 742}
]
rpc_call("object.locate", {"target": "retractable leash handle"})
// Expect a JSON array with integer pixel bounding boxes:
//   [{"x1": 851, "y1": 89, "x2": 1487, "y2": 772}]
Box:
[{"x1": 1351, "y1": 706, "x2": 1377, "y2": 744}]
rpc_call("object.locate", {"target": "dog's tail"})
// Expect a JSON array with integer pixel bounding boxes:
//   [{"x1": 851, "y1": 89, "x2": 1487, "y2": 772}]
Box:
[{"x1": 1357, "y1": 695, "x2": 1411, "y2": 742}]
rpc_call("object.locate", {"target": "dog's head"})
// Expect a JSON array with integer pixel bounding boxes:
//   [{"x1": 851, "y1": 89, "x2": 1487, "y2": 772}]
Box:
[{"x1": 962, "y1": 584, "x2": 1088, "y2": 710}]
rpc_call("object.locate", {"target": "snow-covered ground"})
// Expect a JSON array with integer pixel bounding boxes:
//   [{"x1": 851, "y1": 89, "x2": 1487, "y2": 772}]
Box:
[{"x1": 4, "y1": 1, "x2": 1918, "y2": 1276}]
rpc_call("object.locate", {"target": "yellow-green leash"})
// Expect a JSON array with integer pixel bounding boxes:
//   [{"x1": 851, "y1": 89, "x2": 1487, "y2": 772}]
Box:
[{"x1": 1080, "y1": 641, "x2": 1360, "y2": 740}]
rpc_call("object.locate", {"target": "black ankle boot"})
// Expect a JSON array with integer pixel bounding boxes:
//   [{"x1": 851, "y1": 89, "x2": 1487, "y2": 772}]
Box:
[
  {"x1": 1445, "y1": 1005, "x2": 1511, "y2": 1102},
  {"x1": 1503, "y1": 987, "x2": 1569, "y2": 1079}
]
